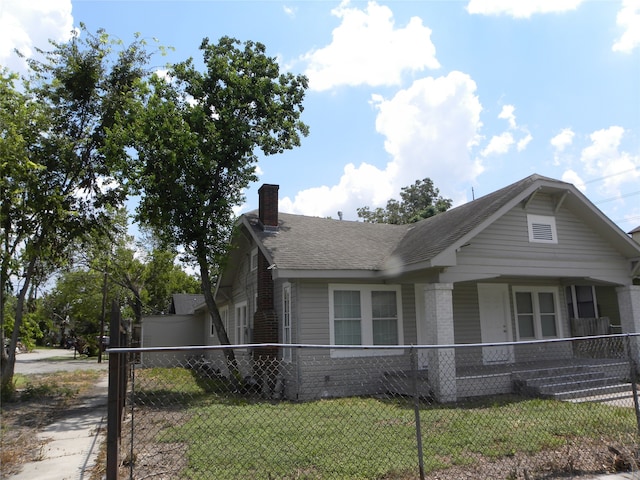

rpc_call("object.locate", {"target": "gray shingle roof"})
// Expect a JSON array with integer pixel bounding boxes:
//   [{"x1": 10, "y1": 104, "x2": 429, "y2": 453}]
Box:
[
  {"x1": 392, "y1": 174, "x2": 554, "y2": 266},
  {"x1": 243, "y1": 174, "x2": 572, "y2": 273},
  {"x1": 170, "y1": 294, "x2": 205, "y2": 314},
  {"x1": 246, "y1": 212, "x2": 409, "y2": 271}
]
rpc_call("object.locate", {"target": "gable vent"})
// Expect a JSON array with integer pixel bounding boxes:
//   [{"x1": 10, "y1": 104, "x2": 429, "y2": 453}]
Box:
[
  {"x1": 527, "y1": 214, "x2": 557, "y2": 244},
  {"x1": 531, "y1": 223, "x2": 553, "y2": 241}
]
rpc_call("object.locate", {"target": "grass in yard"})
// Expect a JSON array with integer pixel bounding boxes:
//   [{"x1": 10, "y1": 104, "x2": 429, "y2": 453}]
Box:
[{"x1": 131, "y1": 368, "x2": 637, "y2": 479}]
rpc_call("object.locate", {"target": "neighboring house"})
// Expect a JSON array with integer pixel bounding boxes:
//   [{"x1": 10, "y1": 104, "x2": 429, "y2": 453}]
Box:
[
  {"x1": 199, "y1": 175, "x2": 640, "y2": 401},
  {"x1": 169, "y1": 293, "x2": 206, "y2": 315},
  {"x1": 141, "y1": 294, "x2": 205, "y2": 365},
  {"x1": 630, "y1": 225, "x2": 640, "y2": 245}
]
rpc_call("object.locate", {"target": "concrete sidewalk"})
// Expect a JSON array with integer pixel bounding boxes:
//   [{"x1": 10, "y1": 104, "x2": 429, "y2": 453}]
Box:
[{"x1": 7, "y1": 375, "x2": 108, "y2": 480}]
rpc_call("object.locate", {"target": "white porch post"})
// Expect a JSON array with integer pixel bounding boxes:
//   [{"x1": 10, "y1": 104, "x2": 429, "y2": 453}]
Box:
[
  {"x1": 616, "y1": 285, "x2": 640, "y2": 361},
  {"x1": 423, "y1": 283, "x2": 457, "y2": 403}
]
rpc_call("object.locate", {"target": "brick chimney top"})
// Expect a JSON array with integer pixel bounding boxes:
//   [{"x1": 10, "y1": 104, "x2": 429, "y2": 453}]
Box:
[{"x1": 258, "y1": 184, "x2": 279, "y2": 231}]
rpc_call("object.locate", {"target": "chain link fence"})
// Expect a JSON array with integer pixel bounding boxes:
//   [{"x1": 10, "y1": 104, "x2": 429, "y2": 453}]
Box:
[{"x1": 108, "y1": 334, "x2": 640, "y2": 479}]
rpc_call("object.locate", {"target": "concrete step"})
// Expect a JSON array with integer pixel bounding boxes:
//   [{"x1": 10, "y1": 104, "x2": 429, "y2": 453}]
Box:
[
  {"x1": 538, "y1": 377, "x2": 625, "y2": 396},
  {"x1": 512, "y1": 363, "x2": 630, "y2": 402},
  {"x1": 551, "y1": 382, "x2": 632, "y2": 401},
  {"x1": 512, "y1": 364, "x2": 597, "y2": 380},
  {"x1": 522, "y1": 371, "x2": 607, "y2": 388}
]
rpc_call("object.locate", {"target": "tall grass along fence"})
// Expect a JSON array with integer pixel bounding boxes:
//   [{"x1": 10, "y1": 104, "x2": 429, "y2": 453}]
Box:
[{"x1": 107, "y1": 334, "x2": 640, "y2": 480}]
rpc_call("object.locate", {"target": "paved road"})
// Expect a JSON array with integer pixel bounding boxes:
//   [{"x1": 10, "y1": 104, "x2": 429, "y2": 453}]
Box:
[{"x1": 14, "y1": 348, "x2": 108, "y2": 375}]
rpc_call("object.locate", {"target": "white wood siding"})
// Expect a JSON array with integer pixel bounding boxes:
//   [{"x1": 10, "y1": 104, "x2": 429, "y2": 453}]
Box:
[{"x1": 446, "y1": 193, "x2": 631, "y2": 285}]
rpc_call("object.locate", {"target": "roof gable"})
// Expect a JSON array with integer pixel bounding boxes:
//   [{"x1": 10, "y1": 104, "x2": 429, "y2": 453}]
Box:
[{"x1": 235, "y1": 174, "x2": 640, "y2": 279}]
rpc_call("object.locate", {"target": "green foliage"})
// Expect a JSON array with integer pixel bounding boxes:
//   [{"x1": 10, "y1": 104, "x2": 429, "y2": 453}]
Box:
[
  {"x1": 1, "y1": 296, "x2": 46, "y2": 351},
  {"x1": 357, "y1": 178, "x2": 453, "y2": 224},
  {"x1": 132, "y1": 36, "x2": 309, "y2": 352},
  {"x1": 133, "y1": 37, "x2": 308, "y2": 266},
  {"x1": 1, "y1": 26, "x2": 153, "y2": 388}
]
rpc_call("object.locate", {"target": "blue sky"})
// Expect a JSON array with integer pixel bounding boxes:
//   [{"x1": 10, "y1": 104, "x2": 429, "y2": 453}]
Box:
[{"x1": 2, "y1": 0, "x2": 640, "y2": 233}]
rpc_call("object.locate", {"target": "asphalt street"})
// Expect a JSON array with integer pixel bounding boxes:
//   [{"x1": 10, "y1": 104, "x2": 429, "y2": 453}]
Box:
[{"x1": 13, "y1": 347, "x2": 109, "y2": 375}]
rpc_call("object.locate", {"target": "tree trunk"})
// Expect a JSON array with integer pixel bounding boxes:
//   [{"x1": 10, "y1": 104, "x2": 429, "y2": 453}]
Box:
[
  {"x1": 197, "y1": 254, "x2": 239, "y2": 380},
  {"x1": 1, "y1": 257, "x2": 36, "y2": 394}
]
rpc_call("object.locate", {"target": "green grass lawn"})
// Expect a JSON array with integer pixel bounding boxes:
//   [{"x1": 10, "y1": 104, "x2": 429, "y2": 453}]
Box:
[{"x1": 131, "y1": 368, "x2": 637, "y2": 479}]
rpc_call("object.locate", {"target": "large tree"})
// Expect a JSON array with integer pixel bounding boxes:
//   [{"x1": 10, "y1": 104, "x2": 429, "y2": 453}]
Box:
[
  {"x1": 133, "y1": 37, "x2": 308, "y2": 372},
  {"x1": 357, "y1": 178, "x2": 452, "y2": 224},
  {"x1": 0, "y1": 27, "x2": 152, "y2": 394}
]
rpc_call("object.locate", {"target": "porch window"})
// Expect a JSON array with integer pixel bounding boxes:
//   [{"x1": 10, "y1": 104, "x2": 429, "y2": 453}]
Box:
[
  {"x1": 513, "y1": 287, "x2": 560, "y2": 340},
  {"x1": 282, "y1": 283, "x2": 292, "y2": 362},
  {"x1": 329, "y1": 284, "x2": 403, "y2": 356},
  {"x1": 566, "y1": 285, "x2": 598, "y2": 318}
]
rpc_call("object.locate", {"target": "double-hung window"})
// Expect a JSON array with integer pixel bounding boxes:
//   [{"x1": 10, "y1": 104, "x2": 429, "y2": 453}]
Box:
[
  {"x1": 566, "y1": 285, "x2": 598, "y2": 318},
  {"x1": 282, "y1": 283, "x2": 292, "y2": 362},
  {"x1": 329, "y1": 284, "x2": 403, "y2": 357},
  {"x1": 513, "y1": 287, "x2": 561, "y2": 340},
  {"x1": 235, "y1": 302, "x2": 248, "y2": 344}
]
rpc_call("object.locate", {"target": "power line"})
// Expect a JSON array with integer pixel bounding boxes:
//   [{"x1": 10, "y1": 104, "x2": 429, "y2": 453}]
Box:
[
  {"x1": 595, "y1": 190, "x2": 640, "y2": 205},
  {"x1": 583, "y1": 167, "x2": 640, "y2": 185}
]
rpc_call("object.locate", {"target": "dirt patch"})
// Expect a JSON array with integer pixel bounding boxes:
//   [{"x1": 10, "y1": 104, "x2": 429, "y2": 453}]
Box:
[
  {"x1": 117, "y1": 409, "x2": 191, "y2": 479},
  {"x1": 0, "y1": 370, "x2": 105, "y2": 476},
  {"x1": 424, "y1": 438, "x2": 637, "y2": 479}
]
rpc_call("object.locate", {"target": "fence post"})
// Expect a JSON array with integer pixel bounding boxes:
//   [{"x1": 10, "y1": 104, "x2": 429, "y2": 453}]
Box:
[
  {"x1": 106, "y1": 301, "x2": 121, "y2": 480},
  {"x1": 625, "y1": 334, "x2": 640, "y2": 436},
  {"x1": 411, "y1": 347, "x2": 425, "y2": 480}
]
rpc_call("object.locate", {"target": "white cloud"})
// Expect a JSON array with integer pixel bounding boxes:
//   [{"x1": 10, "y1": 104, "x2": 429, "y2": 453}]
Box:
[
  {"x1": 283, "y1": 5, "x2": 296, "y2": 18},
  {"x1": 279, "y1": 162, "x2": 394, "y2": 218},
  {"x1": 517, "y1": 133, "x2": 532, "y2": 152},
  {"x1": 481, "y1": 132, "x2": 514, "y2": 156},
  {"x1": 0, "y1": 0, "x2": 74, "y2": 73},
  {"x1": 281, "y1": 71, "x2": 484, "y2": 218},
  {"x1": 612, "y1": 0, "x2": 640, "y2": 53},
  {"x1": 303, "y1": 0, "x2": 440, "y2": 91},
  {"x1": 489, "y1": 104, "x2": 532, "y2": 154},
  {"x1": 561, "y1": 169, "x2": 586, "y2": 192},
  {"x1": 579, "y1": 126, "x2": 640, "y2": 195},
  {"x1": 551, "y1": 128, "x2": 575, "y2": 152},
  {"x1": 466, "y1": 0, "x2": 584, "y2": 18},
  {"x1": 498, "y1": 104, "x2": 516, "y2": 129}
]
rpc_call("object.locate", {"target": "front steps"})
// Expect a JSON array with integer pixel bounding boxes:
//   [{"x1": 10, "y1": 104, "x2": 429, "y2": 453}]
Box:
[{"x1": 513, "y1": 363, "x2": 632, "y2": 402}]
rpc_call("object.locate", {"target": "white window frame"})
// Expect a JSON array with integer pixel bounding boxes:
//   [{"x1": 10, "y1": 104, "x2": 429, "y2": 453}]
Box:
[
  {"x1": 282, "y1": 283, "x2": 292, "y2": 363},
  {"x1": 512, "y1": 286, "x2": 562, "y2": 340},
  {"x1": 566, "y1": 285, "x2": 599, "y2": 319},
  {"x1": 527, "y1": 214, "x2": 558, "y2": 244},
  {"x1": 328, "y1": 284, "x2": 404, "y2": 358},
  {"x1": 250, "y1": 248, "x2": 259, "y2": 271},
  {"x1": 235, "y1": 301, "x2": 248, "y2": 344}
]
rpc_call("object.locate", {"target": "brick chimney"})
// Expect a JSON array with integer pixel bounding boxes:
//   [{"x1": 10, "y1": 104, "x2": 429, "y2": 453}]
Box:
[
  {"x1": 258, "y1": 184, "x2": 279, "y2": 231},
  {"x1": 253, "y1": 184, "x2": 280, "y2": 391}
]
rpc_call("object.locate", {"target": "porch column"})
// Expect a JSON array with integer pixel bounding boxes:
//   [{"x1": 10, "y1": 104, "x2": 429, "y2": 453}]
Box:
[
  {"x1": 616, "y1": 285, "x2": 640, "y2": 361},
  {"x1": 423, "y1": 283, "x2": 457, "y2": 403}
]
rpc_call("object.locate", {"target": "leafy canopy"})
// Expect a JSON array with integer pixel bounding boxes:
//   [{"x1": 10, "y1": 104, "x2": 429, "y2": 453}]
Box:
[
  {"x1": 134, "y1": 36, "x2": 309, "y2": 267},
  {"x1": 357, "y1": 178, "x2": 452, "y2": 224}
]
